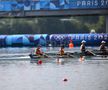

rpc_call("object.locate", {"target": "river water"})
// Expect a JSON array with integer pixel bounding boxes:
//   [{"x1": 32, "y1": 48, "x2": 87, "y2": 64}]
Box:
[{"x1": 0, "y1": 47, "x2": 108, "y2": 90}]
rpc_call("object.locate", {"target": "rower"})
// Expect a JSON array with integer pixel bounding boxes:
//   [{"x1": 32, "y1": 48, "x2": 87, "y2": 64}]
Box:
[
  {"x1": 99, "y1": 41, "x2": 107, "y2": 54},
  {"x1": 59, "y1": 45, "x2": 65, "y2": 56},
  {"x1": 80, "y1": 40, "x2": 86, "y2": 55},
  {"x1": 80, "y1": 40, "x2": 95, "y2": 56},
  {"x1": 35, "y1": 45, "x2": 43, "y2": 56}
]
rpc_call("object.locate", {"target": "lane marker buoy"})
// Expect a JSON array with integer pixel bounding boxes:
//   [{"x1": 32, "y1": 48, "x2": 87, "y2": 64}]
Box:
[{"x1": 37, "y1": 60, "x2": 42, "y2": 65}]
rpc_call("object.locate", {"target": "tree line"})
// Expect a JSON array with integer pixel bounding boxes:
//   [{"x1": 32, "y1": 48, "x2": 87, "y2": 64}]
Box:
[{"x1": 0, "y1": 16, "x2": 106, "y2": 35}]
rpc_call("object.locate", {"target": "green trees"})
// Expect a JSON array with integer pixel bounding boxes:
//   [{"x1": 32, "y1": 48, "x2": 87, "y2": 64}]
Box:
[{"x1": 0, "y1": 16, "x2": 106, "y2": 34}]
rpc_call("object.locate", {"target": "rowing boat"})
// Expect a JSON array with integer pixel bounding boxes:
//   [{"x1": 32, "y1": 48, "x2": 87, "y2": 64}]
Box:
[
  {"x1": 81, "y1": 55, "x2": 108, "y2": 60},
  {"x1": 92, "y1": 50, "x2": 108, "y2": 55},
  {"x1": 29, "y1": 51, "x2": 93, "y2": 59},
  {"x1": 29, "y1": 49, "x2": 108, "y2": 60},
  {"x1": 29, "y1": 53, "x2": 108, "y2": 60},
  {"x1": 29, "y1": 53, "x2": 74, "y2": 59}
]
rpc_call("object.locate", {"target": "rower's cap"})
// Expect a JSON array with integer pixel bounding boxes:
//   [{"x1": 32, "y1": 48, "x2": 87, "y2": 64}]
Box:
[
  {"x1": 101, "y1": 41, "x2": 106, "y2": 43},
  {"x1": 81, "y1": 40, "x2": 86, "y2": 43}
]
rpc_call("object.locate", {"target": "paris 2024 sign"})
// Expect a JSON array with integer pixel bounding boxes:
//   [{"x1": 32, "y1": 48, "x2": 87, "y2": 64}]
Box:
[{"x1": 0, "y1": 0, "x2": 108, "y2": 11}]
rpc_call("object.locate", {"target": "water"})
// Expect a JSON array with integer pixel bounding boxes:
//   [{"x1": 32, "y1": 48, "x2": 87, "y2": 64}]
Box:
[{"x1": 0, "y1": 47, "x2": 108, "y2": 90}]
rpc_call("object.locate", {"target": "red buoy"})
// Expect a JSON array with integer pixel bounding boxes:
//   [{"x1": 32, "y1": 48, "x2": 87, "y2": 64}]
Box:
[
  {"x1": 63, "y1": 78, "x2": 68, "y2": 82},
  {"x1": 37, "y1": 60, "x2": 42, "y2": 65}
]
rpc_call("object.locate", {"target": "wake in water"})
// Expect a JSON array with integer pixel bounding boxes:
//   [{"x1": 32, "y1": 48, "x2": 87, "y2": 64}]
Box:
[{"x1": 0, "y1": 53, "x2": 30, "y2": 60}]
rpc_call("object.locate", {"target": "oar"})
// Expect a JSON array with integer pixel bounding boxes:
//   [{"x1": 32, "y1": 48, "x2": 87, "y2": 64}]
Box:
[
  {"x1": 65, "y1": 52, "x2": 74, "y2": 58},
  {"x1": 43, "y1": 53, "x2": 61, "y2": 59},
  {"x1": 85, "y1": 50, "x2": 108, "y2": 58},
  {"x1": 43, "y1": 53, "x2": 49, "y2": 58},
  {"x1": 86, "y1": 50, "x2": 96, "y2": 56}
]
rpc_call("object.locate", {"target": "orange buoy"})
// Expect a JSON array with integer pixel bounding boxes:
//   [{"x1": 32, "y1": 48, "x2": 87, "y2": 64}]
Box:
[
  {"x1": 69, "y1": 43, "x2": 74, "y2": 48},
  {"x1": 69, "y1": 39, "x2": 74, "y2": 48},
  {"x1": 37, "y1": 60, "x2": 42, "y2": 65}
]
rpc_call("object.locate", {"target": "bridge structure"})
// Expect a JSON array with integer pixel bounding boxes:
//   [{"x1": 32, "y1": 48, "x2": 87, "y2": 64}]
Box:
[{"x1": 0, "y1": 0, "x2": 108, "y2": 32}]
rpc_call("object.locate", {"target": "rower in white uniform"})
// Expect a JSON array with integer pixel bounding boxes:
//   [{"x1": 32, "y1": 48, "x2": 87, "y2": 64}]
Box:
[
  {"x1": 80, "y1": 40, "x2": 94, "y2": 56},
  {"x1": 99, "y1": 41, "x2": 107, "y2": 55},
  {"x1": 80, "y1": 40, "x2": 86, "y2": 55}
]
